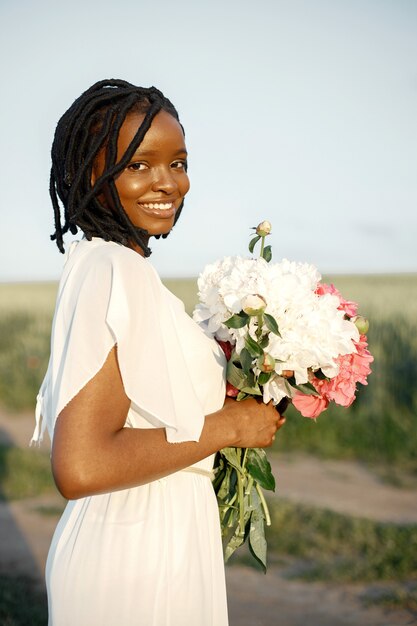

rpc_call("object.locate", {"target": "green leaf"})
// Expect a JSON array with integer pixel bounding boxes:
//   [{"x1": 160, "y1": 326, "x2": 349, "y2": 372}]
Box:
[
  {"x1": 262, "y1": 245, "x2": 272, "y2": 262},
  {"x1": 259, "y1": 334, "x2": 269, "y2": 349},
  {"x1": 239, "y1": 348, "x2": 253, "y2": 376},
  {"x1": 226, "y1": 360, "x2": 246, "y2": 389},
  {"x1": 249, "y1": 235, "x2": 261, "y2": 254},
  {"x1": 224, "y1": 524, "x2": 247, "y2": 562},
  {"x1": 264, "y1": 313, "x2": 281, "y2": 337},
  {"x1": 224, "y1": 312, "x2": 249, "y2": 329},
  {"x1": 258, "y1": 371, "x2": 272, "y2": 385},
  {"x1": 291, "y1": 381, "x2": 320, "y2": 396},
  {"x1": 246, "y1": 448, "x2": 276, "y2": 491},
  {"x1": 221, "y1": 447, "x2": 244, "y2": 474},
  {"x1": 215, "y1": 463, "x2": 232, "y2": 500},
  {"x1": 245, "y1": 334, "x2": 264, "y2": 357},
  {"x1": 248, "y1": 488, "x2": 267, "y2": 572},
  {"x1": 240, "y1": 385, "x2": 263, "y2": 396},
  {"x1": 236, "y1": 391, "x2": 249, "y2": 401}
]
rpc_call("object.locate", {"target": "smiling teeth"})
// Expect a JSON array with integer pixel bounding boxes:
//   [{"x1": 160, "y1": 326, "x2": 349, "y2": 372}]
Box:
[{"x1": 143, "y1": 203, "x2": 173, "y2": 210}]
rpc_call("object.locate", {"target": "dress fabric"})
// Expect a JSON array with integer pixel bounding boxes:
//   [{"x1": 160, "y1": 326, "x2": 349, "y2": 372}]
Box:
[{"x1": 33, "y1": 238, "x2": 229, "y2": 626}]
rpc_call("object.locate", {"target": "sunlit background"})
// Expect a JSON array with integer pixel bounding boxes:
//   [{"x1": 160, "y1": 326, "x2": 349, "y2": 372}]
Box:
[{"x1": 1, "y1": 0, "x2": 416, "y2": 280}]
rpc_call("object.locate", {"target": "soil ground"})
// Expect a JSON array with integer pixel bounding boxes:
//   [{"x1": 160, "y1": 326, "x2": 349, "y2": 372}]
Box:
[{"x1": 1, "y1": 411, "x2": 416, "y2": 626}]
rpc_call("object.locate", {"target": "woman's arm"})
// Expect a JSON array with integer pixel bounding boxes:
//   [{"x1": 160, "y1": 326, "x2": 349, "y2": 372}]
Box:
[{"x1": 52, "y1": 346, "x2": 285, "y2": 499}]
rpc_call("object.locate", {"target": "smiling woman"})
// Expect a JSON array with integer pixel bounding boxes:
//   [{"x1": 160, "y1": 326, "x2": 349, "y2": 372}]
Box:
[
  {"x1": 32, "y1": 79, "x2": 284, "y2": 626},
  {"x1": 91, "y1": 110, "x2": 190, "y2": 245}
]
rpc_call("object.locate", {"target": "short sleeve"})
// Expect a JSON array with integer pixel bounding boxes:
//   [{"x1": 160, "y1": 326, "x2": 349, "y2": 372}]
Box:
[{"x1": 32, "y1": 239, "x2": 206, "y2": 445}]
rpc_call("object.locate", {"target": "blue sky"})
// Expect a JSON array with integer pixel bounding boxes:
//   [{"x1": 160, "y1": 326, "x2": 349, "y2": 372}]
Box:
[{"x1": 1, "y1": 0, "x2": 416, "y2": 280}]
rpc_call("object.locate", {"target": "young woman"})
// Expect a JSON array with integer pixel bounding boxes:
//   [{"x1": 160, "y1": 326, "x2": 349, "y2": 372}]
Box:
[{"x1": 33, "y1": 79, "x2": 285, "y2": 625}]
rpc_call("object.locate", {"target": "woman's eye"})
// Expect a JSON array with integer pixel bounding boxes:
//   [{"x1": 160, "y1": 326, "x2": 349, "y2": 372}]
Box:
[
  {"x1": 171, "y1": 160, "x2": 188, "y2": 171},
  {"x1": 127, "y1": 162, "x2": 148, "y2": 172}
]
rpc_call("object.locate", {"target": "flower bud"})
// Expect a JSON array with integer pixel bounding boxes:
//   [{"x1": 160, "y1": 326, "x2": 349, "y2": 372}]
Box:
[
  {"x1": 256, "y1": 220, "x2": 272, "y2": 237},
  {"x1": 353, "y1": 315, "x2": 369, "y2": 335},
  {"x1": 257, "y1": 352, "x2": 276, "y2": 373},
  {"x1": 241, "y1": 294, "x2": 267, "y2": 316}
]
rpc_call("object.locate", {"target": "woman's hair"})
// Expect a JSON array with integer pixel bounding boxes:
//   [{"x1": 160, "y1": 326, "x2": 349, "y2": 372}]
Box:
[{"x1": 50, "y1": 78, "x2": 183, "y2": 256}]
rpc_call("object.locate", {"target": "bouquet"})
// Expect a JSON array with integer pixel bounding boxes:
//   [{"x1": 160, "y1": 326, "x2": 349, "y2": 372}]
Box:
[{"x1": 193, "y1": 221, "x2": 373, "y2": 571}]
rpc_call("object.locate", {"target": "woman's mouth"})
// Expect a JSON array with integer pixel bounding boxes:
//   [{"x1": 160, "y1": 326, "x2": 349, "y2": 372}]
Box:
[
  {"x1": 142, "y1": 202, "x2": 173, "y2": 210},
  {"x1": 138, "y1": 202, "x2": 176, "y2": 217}
]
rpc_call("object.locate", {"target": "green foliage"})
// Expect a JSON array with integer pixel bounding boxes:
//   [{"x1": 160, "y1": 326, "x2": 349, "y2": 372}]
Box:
[
  {"x1": 0, "y1": 445, "x2": 55, "y2": 500},
  {"x1": 214, "y1": 446, "x2": 275, "y2": 571},
  {"x1": 224, "y1": 312, "x2": 249, "y2": 329},
  {"x1": 264, "y1": 313, "x2": 280, "y2": 336},
  {"x1": 262, "y1": 245, "x2": 272, "y2": 262},
  {"x1": 0, "y1": 312, "x2": 51, "y2": 411},
  {"x1": 249, "y1": 235, "x2": 261, "y2": 253},
  {"x1": 267, "y1": 498, "x2": 417, "y2": 582},
  {"x1": 246, "y1": 448, "x2": 275, "y2": 491},
  {"x1": 0, "y1": 575, "x2": 47, "y2": 626}
]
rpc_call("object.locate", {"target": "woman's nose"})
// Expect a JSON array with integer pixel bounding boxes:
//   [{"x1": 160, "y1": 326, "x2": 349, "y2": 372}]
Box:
[{"x1": 151, "y1": 167, "x2": 177, "y2": 193}]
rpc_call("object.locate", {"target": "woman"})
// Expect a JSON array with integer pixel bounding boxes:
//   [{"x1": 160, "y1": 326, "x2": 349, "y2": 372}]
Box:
[{"x1": 32, "y1": 79, "x2": 285, "y2": 625}]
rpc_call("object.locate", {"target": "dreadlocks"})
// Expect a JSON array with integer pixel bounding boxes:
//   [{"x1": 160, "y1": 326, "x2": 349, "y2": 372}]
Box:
[{"x1": 50, "y1": 79, "x2": 184, "y2": 256}]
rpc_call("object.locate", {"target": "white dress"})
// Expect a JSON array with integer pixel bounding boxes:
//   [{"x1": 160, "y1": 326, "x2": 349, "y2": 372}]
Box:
[{"x1": 32, "y1": 238, "x2": 229, "y2": 626}]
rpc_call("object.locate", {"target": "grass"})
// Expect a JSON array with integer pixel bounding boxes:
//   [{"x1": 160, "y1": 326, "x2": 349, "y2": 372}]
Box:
[
  {"x1": 0, "y1": 575, "x2": 47, "y2": 626},
  {"x1": 265, "y1": 498, "x2": 417, "y2": 583},
  {"x1": 0, "y1": 312, "x2": 52, "y2": 411},
  {"x1": 0, "y1": 445, "x2": 55, "y2": 500},
  {"x1": 361, "y1": 583, "x2": 417, "y2": 612},
  {"x1": 0, "y1": 282, "x2": 57, "y2": 315}
]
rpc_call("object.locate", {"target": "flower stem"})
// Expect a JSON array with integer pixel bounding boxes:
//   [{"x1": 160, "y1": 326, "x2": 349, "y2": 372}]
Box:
[
  {"x1": 260, "y1": 236, "x2": 265, "y2": 258},
  {"x1": 238, "y1": 471, "x2": 245, "y2": 535},
  {"x1": 256, "y1": 314, "x2": 264, "y2": 341},
  {"x1": 256, "y1": 483, "x2": 271, "y2": 526},
  {"x1": 242, "y1": 448, "x2": 248, "y2": 471},
  {"x1": 245, "y1": 475, "x2": 254, "y2": 496}
]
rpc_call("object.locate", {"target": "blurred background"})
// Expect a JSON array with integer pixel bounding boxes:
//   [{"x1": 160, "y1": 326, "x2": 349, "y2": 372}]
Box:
[{"x1": 0, "y1": 0, "x2": 416, "y2": 624}]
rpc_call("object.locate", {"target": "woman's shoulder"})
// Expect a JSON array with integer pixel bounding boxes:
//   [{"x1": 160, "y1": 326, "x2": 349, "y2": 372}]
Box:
[{"x1": 65, "y1": 238, "x2": 158, "y2": 284}]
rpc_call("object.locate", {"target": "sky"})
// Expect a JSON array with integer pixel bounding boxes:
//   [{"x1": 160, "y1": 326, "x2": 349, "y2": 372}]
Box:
[{"x1": 0, "y1": 0, "x2": 416, "y2": 281}]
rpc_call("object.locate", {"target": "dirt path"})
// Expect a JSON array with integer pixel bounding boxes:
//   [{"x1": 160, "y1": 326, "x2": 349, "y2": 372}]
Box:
[{"x1": 1, "y1": 411, "x2": 416, "y2": 625}]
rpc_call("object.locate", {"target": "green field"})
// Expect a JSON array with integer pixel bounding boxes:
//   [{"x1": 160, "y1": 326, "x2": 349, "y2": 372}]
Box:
[{"x1": 1, "y1": 273, "x2": 416, "y2": 317}]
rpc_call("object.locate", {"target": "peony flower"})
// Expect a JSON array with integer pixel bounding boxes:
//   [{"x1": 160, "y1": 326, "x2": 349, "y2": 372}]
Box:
[
  {"x1": 353, "y1": 315, "x2": 369, "y2": 335},
  {"x1": 194, "y1": 254, "x2": 371, "y2": 413},
  {"x1": 316, "y1": 283, "x2": 358, "y2": 318},
  {"x1": 242, "y1": 294, "x2": 267, "y2": 316},
  {"x1": 292, "y1": 391, "x2": 329, "y2": 418},
  {"x1": 256, "y1": 220, "x2": 272, "y2": 236},
  {"x1": 257, "y1": 353, "x2": 275, "y2": 373}
]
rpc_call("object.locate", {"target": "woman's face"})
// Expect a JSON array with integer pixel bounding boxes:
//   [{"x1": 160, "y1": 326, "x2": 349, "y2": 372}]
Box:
[{"x1": 92, "y1": 109, "x2": 190, "y2": 251}]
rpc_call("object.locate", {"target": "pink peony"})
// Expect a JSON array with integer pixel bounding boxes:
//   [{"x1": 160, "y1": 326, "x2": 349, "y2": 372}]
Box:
[
  {"x1": 292, "y1": 391, "x2": 329, "y2": 419},
  {"x1": 293, "y1": 334, "x2": 373, "y2": 415},
  {"x1": 316, "y1": 282, "x2": 358, "y2": 318},
  {"x1": 293, "y1": 335, "x2": 374, "y2": 417},
  {"x1": 321, "y1": 334, "x2": 373, "y2": 406}
]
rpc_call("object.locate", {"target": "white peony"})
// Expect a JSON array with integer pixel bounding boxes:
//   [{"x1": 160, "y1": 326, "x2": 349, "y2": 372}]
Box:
[{"x1": 193, "y1": 255, "x2": 360, "y2": 405}]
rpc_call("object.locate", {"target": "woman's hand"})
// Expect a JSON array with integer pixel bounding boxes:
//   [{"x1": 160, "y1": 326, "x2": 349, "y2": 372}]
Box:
[{"x1": 219, "y1": 396, "x2": 285, "y2": 449}]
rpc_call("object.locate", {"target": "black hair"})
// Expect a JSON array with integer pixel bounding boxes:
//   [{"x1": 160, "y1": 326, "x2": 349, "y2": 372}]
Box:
[{"x1": 50, "y1": 78, "x2": 184, "y2": 256}]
